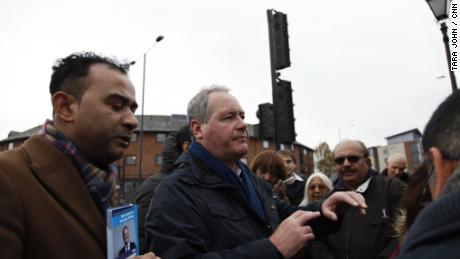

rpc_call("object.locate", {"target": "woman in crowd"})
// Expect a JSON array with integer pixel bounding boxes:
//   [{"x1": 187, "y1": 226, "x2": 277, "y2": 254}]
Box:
[
  {"x1": 250, "y1": 150, "x2": 289, "y2": 202},
  {"x1": 299, "y1": 172, "x2": 333, "y2": 206},
  {"x1": 300, "y1": 172, "x2": 335, "y2": 259}
]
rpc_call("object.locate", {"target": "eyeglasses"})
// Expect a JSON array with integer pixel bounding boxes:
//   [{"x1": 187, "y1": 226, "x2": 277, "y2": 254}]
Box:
[{"x1": 334, "y1": 155, "x2": 364, "y2": 165}]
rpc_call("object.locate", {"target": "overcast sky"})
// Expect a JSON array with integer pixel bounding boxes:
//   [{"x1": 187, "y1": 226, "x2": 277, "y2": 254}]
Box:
[{"x1": 0, "y1": 0, "x2": 456, "y2": 149}]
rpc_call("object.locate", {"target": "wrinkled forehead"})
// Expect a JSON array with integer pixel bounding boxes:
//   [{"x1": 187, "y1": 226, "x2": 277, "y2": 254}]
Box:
[
  {"x1": 208, "y1": 91, "x2": 244, "y2": 115},
  {"x1": 390, "y1": 159, "x2": 406, "y2": 167},
  {"x1": 334, "y1": 141, "x2": 365, "y2": 157}
]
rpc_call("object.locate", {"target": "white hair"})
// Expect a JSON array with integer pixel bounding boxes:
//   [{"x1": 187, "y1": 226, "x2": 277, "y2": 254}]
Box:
[
  {"x1": 387, "y1": 153, "x2": 406, "y2": 164},
  {"x1": 299, "y1": 172, "x2": 334, "y2": 206}
]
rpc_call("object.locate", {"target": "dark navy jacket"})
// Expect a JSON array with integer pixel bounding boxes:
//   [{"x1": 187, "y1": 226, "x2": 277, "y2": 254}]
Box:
[{"x1": 145, "y1": 153, "x2": 338, "y2": 259}]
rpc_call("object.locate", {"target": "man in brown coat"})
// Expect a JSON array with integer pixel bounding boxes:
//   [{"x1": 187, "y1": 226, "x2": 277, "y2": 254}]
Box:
[{"x1": 0, "y1": 52, "x2": 158, "y2": 258}]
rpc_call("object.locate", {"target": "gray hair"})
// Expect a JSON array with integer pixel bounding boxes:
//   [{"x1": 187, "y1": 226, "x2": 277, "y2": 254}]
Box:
[
  {"x1": 387, "y1": 153, "x2": 406, "y2": 164},
  {"x1": 187, "y1": 85, "x2": 229, "y2": 123}
]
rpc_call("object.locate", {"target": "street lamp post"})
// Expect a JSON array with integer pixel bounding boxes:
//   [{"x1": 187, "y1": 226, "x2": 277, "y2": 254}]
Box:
[
  {"x1": 426, "y1": 0, "x2": 458, "y2": 92},
  {"x1": 130, "y1": 35, "x2": 164, "y2": 185}
]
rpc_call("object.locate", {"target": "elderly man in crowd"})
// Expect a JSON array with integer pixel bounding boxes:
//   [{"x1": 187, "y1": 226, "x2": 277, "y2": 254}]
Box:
[
  {"x1": 145, "y1": 86, "x2": 367, "y2": 259},
  {"x1": 326, "y1": 139, "x2": 406, "y2": 259},
  {"x1": 382, "y1": 153, "x2": 410, "y2": 183}
]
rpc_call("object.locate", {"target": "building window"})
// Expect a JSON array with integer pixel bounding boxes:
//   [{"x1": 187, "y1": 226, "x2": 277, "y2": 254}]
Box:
[
  {"x1": 130, "y1": 133, "x2": 137, "y2": 142},
  {"x1": 8, "y1": 142, "x2": 14, "y2": 150},
  {"x1": 156, "y1": 133, "x2": 166, "y2": 143},
  {"x1": 280, "y1": 144, "x2": 285, "y2": 150},
  {"x1": 155, "y1": 155, "x2": 163, "y2": 165},
  {"x1": 125, "y1": 155, "x2": 136, "y2": 165},
  {"x1": 262, "y1": 140, "x2": 270, "y2": 149},
  {"x1": 411, "y1": 143, "x2": 421, "y2": 167},
  {"x1": 291, "y1": 144, "x2": 295, "y2": 150},
  {"x1": 303, "y1": 149, "x2": 307, "y2": 155}
]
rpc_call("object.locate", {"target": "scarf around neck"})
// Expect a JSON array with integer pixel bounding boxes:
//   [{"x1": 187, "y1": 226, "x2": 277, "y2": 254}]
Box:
[
  {"x1": 41, "y1": 120, "x2": 117, "y2": 218},
  {"x1": 189, "y1": 141, "x2": 265, "y2": 221}
]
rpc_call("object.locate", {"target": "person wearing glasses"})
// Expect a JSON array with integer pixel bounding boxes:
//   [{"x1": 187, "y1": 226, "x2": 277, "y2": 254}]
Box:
[{"x1": 326, "y1": 140, "x2": 406, "y2": 259}]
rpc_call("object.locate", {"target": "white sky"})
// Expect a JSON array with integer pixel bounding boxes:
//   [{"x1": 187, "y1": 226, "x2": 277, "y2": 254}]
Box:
[{"x1": 0, "y1": 0, "x2": 456, "y2": 149}]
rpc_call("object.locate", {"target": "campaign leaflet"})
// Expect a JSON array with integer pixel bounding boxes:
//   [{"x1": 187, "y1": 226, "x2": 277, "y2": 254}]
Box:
[{"x1": 107, "y1": 204, "x2": 139, "y2": 259}]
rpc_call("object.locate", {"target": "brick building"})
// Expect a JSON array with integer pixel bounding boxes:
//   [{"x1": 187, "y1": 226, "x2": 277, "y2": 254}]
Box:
[
  {"x1": 368, "y1": 128, "x2": 423, "y2": 173},
  {"x1": 0, "y1": 114, "x2": 314, "y2": 201}
]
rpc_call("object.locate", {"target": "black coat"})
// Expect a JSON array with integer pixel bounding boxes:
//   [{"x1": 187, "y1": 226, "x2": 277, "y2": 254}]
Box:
[
  {"x1": 145, "y1": 153, "x2": 338, "y2": 259},
  {"x1": 285, "y1": 176, "x2": 306, "y2": 206},
  {"x1": 326, "y1": 173, "x2": 406, "y2": 259},
  {"x1": 381, "y1": 168, "x2": 411, "y2": 184},
  {"x1": 398, "y1": 189, "x2": 460, "y2": 259},
  {"x1": 135, "y1": 153, "x2": 189, "y2": 254}
]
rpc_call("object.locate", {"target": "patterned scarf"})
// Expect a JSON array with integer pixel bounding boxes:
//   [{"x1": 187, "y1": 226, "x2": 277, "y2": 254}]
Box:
[{"x1": 41, "y1": 120, "x2": 117, "y2": 218}]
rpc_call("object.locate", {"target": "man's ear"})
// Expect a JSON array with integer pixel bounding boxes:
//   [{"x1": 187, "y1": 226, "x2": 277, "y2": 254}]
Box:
[
  {"x1": 429, "y1": 147, "x2": 456, "y2": 198},
  {"x1": 190, "y1": 119, "x2": 203, "y2": 140},
  {"x1": 51, "y1": 92, "x2": 78, "y2": 122}
]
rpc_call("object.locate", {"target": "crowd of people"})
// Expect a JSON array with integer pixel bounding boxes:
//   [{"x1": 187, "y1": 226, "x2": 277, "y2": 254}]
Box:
[{"x1": 0, "y1": 52, "x2": 459, "y2": 259}]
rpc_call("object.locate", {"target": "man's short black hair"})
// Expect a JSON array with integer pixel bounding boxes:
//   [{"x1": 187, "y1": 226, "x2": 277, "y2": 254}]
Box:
[
  {"x1": 422, "y1": 91, "x2": 460, "y2": 161},
  {"x1": 49, "y1": 52, "x2": 130, "y2": 100}
]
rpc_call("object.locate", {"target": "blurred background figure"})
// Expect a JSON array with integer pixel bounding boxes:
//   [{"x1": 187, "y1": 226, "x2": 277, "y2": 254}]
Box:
[
  {"x1": 389, "y1": 159, "x2": 432, "y2": 258},
  {"x1": 382, "y1": 153, "x2": 411, "y2": 184},
  {"x1": 251, "y1": 150, "x2": 289, "y2": 202},
  {"x1": 299, "y1": 172, "x2": 333, "y2": 206},
  {"x1": 278, "y1": 149, "x2": 306, "y2": 206},
  {"x1": 134, "y1": 125, "x2": 191, "y2": 254}
]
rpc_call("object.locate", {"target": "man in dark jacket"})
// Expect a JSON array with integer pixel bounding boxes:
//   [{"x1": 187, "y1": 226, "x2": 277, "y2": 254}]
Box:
[
  {"x1": 145, "y1": 86, "x2": 367, "y2": 259},
  {"x1": 398, "y1": 91, "x2": 460, "y2": 259},
  {"x1": 326, "y1": 140, "x2": 406, "y2": 259},
  {"x1": 278, "y1": 149, "x2": 306, "y2": 206},
  {"x1": 134, "y1": 125, "x2": 191, "y2": 254}
]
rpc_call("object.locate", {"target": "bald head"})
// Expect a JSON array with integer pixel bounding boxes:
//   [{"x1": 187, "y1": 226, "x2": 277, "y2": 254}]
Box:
[
  {"x1": 386, "y1": 153, "x2": 407, "y2": 177},
  {"x1": 333, "y1": 140, "x2": 370, "y2": 189}
]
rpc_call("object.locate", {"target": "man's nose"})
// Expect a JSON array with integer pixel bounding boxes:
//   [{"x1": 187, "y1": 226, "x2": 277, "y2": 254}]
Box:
[
  {"x1": 123, "y1": 110, "x2": 138, "y2": 131},
  {"x1": 343, "y1": 158, "x2": 352, "y2": 166},
  {"x1": 236, "y1": 116, "x2": 246, "y2": 129}
]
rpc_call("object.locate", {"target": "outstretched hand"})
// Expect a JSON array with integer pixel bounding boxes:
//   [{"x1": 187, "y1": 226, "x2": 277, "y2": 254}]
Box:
[
  {"x1": 269, "y1": 210, "x2": 321, "y2": 258},
  {"x1": 321, "y1": 191, "x2": 367, "y2": 221}
]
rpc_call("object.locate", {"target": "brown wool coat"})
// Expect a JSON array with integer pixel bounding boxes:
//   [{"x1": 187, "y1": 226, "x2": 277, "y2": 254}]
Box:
[{"x1": 0, "y1": 135, "x2": 106, "y2": 258}]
